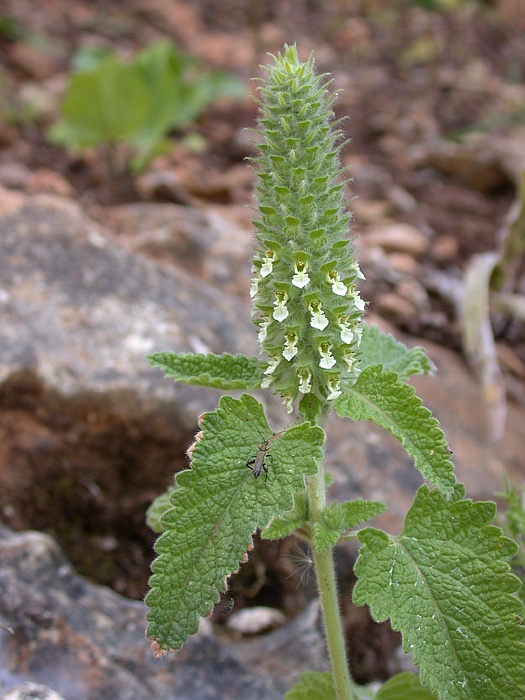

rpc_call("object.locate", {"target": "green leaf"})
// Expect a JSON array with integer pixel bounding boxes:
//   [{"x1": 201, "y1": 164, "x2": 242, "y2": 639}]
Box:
[
  {"x1": 334, "y1": 366, "x2": 456, "y2": 496},
  {"x1": 313, "y1": 500, "x2": 386, "y2": 553},
  {"x1": 49, "y1": 55, "x2": 150, "y2": 147},
  {"x1": 261, "y1": 491, "x2": 309, "y2": 540},
  {"x1": 342, "y1": 499, "x2": 387, "y2": 529},
  {"x1": 284, "y1": 671, "x2": 374, "y2": 700},
  {"x1": 353, "y1": 484, "x2": 525, "y2": 699},
  {"x1": 130, "y1": 40, "x2": 183, "y2": 153},
  {"x1": 359, "y1": 323, "x2": 434, "y2": 379},
  {"x1": 146, "y1": 485, "x2": 177, "y2": 534},
  {"x1": 284, "y1": 671, "x2": 336, "y2": 700},
  {"x1": 147, "y1": 352, "x2": 266, "y2": 390},
  {"x1": 146, "y1": 394, "x2": 324, "y2": 650},
  {"x1": 376, "y1": 672, "x2": 437, "y2": 699}
]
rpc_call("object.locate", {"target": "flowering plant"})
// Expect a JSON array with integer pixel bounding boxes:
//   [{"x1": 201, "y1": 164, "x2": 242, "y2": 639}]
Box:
[{"x1": 144, "y1": 46, "x2": 524, "y2": 699}]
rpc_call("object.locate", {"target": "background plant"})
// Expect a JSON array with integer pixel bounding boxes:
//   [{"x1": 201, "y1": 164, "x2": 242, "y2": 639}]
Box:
[
  {"x1": 145, "y1": 46, "x2": 525, "y2": 699},
  {"x1": 49, "y1": 39, "x2": 245, "y2": 172}
]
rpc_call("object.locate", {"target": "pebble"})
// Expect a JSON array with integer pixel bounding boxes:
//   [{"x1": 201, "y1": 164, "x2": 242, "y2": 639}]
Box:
[
  {"x1": 225, "y1": 606, "x2": 286, "y2": 635},
  {"x1": 364, "y1": 223, "x2": 429, "y2": 255},
  {"x1": 430, "y1": 234, "x2": 460, "y2": 262},
  {"x1": 375, "y1": 292, "x2": 417, "y2": 322}
]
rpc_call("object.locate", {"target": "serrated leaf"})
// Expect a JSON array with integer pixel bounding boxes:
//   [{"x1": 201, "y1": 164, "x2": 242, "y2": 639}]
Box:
[
  {"x1": 334, "y1": 366, "x2": 455, "y2": 496},
  {"x1": 284, "y1": 671, "x2": 374, "y2": 700},
  {"x1": 146, "y1": 394, "x2": 325, "y2": 650},
  {"x1": 353, "y1": 484, "x2": 525, "y2": 699},
  {"x1": 261, "y1": 492, "x2": 309, "y2": 540},
  {"x1": 342, "y1": 499, "x2": 387, "y2": 529},
  {"x1": 284, "y1": 671, "x2": 336, "y2": 700},
  {"x1": 146, "y1": 485, "x2": 177, "y2": 533},
  {"x1": 359, "y1": 323, "x2": 435, "y2": 379},
  {"x1": 376, "y1": 672, "x2": 437, "y2": 699},
  {"x1": 147, "y1": 352, "x2": 266, "y2": 390}
]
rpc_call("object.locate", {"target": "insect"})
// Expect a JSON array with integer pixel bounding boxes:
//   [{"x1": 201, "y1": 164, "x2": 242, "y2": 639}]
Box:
[
  {"x1": 245, "y1": 423, "x2": 282, "y2": 481},
  {"x1": 222, "y1": 597, "x2": 235, "y2": 614}
]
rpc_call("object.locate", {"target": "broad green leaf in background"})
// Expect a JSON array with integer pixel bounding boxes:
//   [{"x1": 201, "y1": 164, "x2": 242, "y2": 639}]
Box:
[
  {"x1": 375, "y1": 672, "x2": 437, "y2": 699},
  {"x1": 146, "y1": 394, "x2": 324, "y2": 651},
  {"x1": 333, "y1": 366, "x2": 456, "y2": 496},
  {"x1": 49, "y1": 55, "x2": 150, "y2": 147},
  {"x1": 284, "y1": 670, "x2": 375, "y2": 700},
  {"x1": 353, "y1": 484, "x2": 525, "y2": 699},
  {"x1": 146, "y1": 485, "x2": 177, "y2": 534},
  {"x1": 147, "y1": 351, "x2": 266, "y2": 390},
  {"x1": 358, "y1": 324, "x2": 434, "y2": 379}
]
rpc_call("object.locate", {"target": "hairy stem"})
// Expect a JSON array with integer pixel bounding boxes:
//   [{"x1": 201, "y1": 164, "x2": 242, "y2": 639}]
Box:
[{"x1": 308, "y1": 465, "x2": 360, "y2": 700}]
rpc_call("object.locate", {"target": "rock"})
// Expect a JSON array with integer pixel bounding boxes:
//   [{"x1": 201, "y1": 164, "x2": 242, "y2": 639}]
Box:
[
  {"x1": 26, "y1": 169, "x2": 73, "y2": 197},
  {"x1": 0, "y1": 683, "x2": 66, "y2": 700},
  {"x1": 0, "y1": 194, "x2": 255, "y2": 422},
  {"x1": 0, "y1": 527, "x2": 284, "y2": 700},
  {"x1": 106, "y1": 202, "x2": 251, "y2": 296},
  {"x1": 413, "y1": 139, "x2": 512, "y2": 193},
  {"x1": 363, "y1": 223, "x2": 429, "y2": 256},
  {"x1": 225, "y1": 606, "x2": 287, "y2": 635},
  {"x1": 0, "y1": 162, "x2": 31, "y2": 190}
]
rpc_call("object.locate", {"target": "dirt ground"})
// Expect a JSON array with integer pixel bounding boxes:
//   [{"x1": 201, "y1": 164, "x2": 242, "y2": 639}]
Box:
[{"x1": 1, "y1": 0, "x2": 525, "y2": 684}]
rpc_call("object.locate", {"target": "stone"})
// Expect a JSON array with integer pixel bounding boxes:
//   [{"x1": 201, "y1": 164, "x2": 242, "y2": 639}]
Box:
[
  {"x1": 225, "y1": 606, "x2": 287, "y2": 635},
  {"x1": 0, "y1": 527, "x2": 285, "y2": 700},
  {"x1": 0, "y1": 194, "x2": 255, "y2": 425},
  {"x1": 0, "y1": 683, "x2": 66, "y2": 700},
  {"x1": 106, "y1": 202, "x2": 252, "y2": 296},
  {"x1": 363, "y1": 223, "x2": 429, "y2": 256}
]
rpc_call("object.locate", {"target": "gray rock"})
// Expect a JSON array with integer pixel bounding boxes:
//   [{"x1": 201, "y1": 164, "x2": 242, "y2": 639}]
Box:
[
  {"x1": 0, "y1": 527, "x2": 285, "y2": 700},
  {"x1": 0, "y1": 194, "x2": 256, "y2": 430},
  {"x1": 0, "y1": 682, "x2": 66, "y2": 700}
]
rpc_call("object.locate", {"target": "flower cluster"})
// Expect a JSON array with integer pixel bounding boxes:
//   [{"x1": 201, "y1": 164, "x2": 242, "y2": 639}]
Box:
[{"x1": 251, "y1": 46, "x2": 366, "y2": 413}]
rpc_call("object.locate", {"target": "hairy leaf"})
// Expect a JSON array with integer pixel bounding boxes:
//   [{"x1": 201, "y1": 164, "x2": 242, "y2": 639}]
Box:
[
  {"x1": 146, "y1": 394, "x2": 324, "y2": 650},
  {"x1": 261, "y1": 492, "x2": 309, "y2": 540},
  {"x1": 334, "y1": 366, "x2": 455, "y2": 496},
  {"x1": 359, "y1": 323, "x2": 434, "y2": 379},
  {"x1": 342, "y1": 499, "x2": 387, "y2": 529},
  {"x1": 376, "y1": 672, "x2": 437, "y2": 699},
  {"x1": 313, "y1": 500, "x2": 386, "y2": 553},
  {"x1": 284, "y1": 671, "x2": 336, "y2": 700},
  {"x1": 353, "y1": 484, "x2": 525, "y2": 699},
  {"x1": 147, "y1": 352, "x2": 266, "y2": 390},
  {"x1": 146, "y1": 485, "x2": 177, "y2": 534}
]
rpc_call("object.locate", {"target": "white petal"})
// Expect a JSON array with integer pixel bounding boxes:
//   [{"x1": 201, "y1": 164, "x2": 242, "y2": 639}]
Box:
[{"x1": 332, "y1": 280, "x2": 348, "y2": 296}]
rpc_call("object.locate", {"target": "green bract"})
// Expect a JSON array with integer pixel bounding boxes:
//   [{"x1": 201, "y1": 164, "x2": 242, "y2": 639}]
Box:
[{"x1": 250, "y1": 46, "x2": 365, "y2": 413}]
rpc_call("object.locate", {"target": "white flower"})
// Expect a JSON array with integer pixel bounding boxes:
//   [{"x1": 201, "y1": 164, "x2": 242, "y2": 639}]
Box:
[
  {"x1": 257, "y1": 317, "x2": 271, "y2": 343},
  {"x1": 283, "y1": 333, "x2": 298, "y2": 361},
  {"x1": 273, "y1": 292, "x2": 289, "y2": 322},
  {"x1": 250, "y1": 276, "x2": 260, "y2": 299},
  {"x1": 353, "y1": 292, "x2": 365, "y2": 312},
  {"x1": 264, "y1": 355, "x2": 280, "y2": 376},
  {"x1": 298, "y1": 369, "x2": 312, "y2": 394},
  {"x1": 327, "y1": 271, "x2": 347, "y2": 296},
  {"x1": 343, "y1": 350, "x2": 356, "y2": 372},
  {"x1": 319, "y1": 344, "x2": 336, "y2": 370},
  {"x1": 309, "y1": 302, "x2": 329, "y2": 330},
  {"x1": 282, "y1": 393, "x2": 294, "y2": 414},
  {"x1": 327, "y1": 379, "x2": 342, "y2": 401},
  {"x1": 355, "y1": 325, "x2": 363, "y2": 347},
  {"x1": 350, "y1": 260, "x2": 366, "y2": 281},
  {"x1": 259, "y1": 250, "x2": 276, "y2": 278},
  {"x1": 292, "y1": 261, "x2": 310, "y2": 289},
  {"x1": 338, "y1": 316, "x2": 354, "y2": 344}
]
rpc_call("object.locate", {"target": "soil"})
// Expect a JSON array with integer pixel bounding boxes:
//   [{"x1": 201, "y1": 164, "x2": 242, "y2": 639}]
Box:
[{"x1": 1, "y1": 0, "x2": 525, "y2": 685}]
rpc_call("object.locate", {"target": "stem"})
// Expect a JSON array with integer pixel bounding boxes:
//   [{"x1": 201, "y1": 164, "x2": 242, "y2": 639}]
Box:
[{"x1": 308, "y1": 463, "x2": 360, "y2": 700}]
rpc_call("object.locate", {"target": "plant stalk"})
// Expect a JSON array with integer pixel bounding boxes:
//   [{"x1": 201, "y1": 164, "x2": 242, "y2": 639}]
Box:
[{"x1": 308, "y1": 464, "x2": 360, "y2": 700}]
